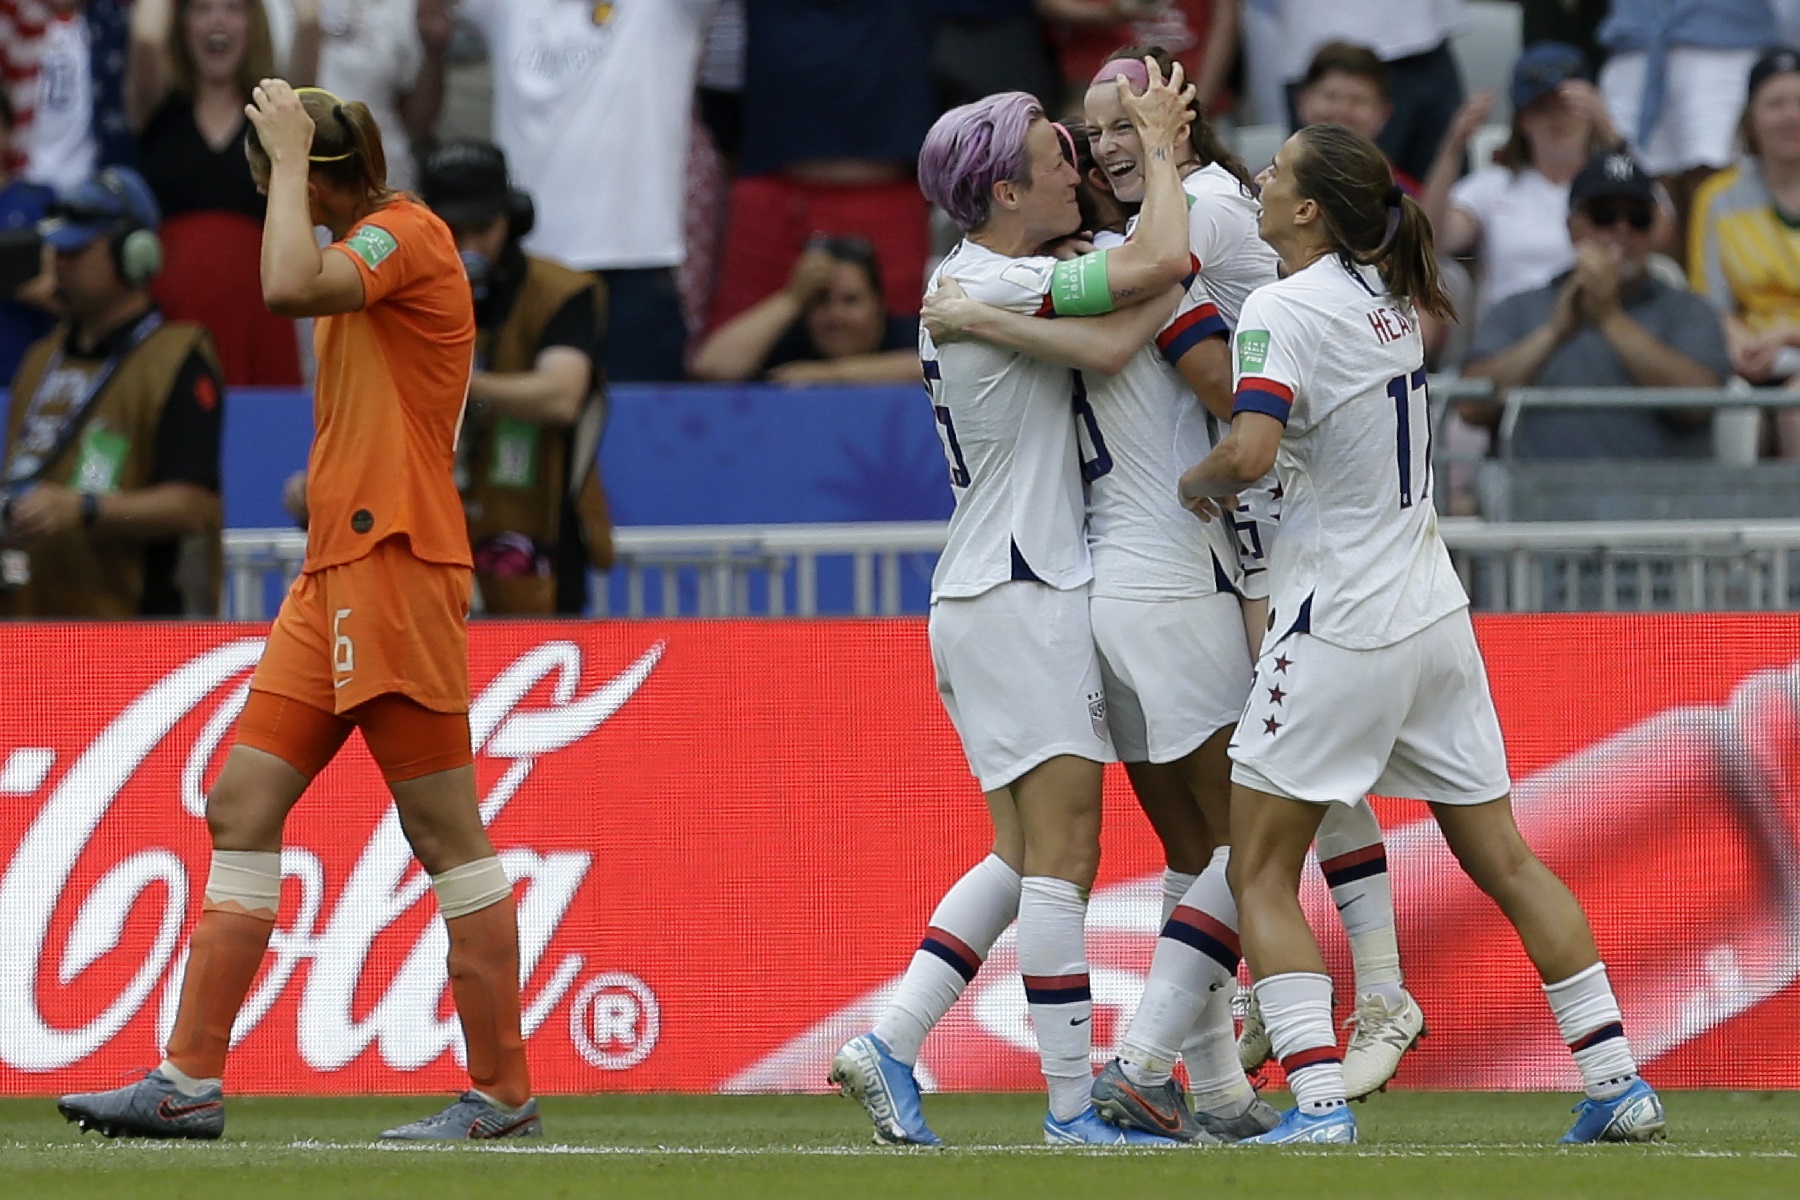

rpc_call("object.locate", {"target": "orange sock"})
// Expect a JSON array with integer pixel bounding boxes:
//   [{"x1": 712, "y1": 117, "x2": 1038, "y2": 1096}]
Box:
[
  {"x1": 446, "y1": 895, "x2": 531, "y2": 1107},
  {"x1": 164, "y1": 907, "x2": 275, "y2": 1081}
]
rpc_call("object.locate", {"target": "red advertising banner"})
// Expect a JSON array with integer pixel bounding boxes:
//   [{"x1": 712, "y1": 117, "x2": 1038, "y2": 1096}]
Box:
[{"x1": 1, "y1": 616, "x2": 1797, "y2": 1097}]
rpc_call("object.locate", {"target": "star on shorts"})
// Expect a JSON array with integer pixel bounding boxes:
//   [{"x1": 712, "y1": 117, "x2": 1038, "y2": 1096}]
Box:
[
  {"x1": 1262, "y1": 716, "x2": 1281, "y2": 735},
  {"x1": 1273, "y1": 655, "x2": 1292, "y2": 674},
  {"x1": 1267, "y1": 685, "x2": 1286, "y2": 704}
]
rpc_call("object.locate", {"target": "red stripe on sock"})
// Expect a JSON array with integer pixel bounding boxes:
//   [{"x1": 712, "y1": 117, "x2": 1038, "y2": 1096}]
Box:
[
  {"x1": 923, "y1": 926, "x2": 981, "y2": 972},
  {"x1": 1170, "y1": 905, "x2": 1240, "y2": 956},
  {"x1": 1318, "y1": 844, "x2": 1386, "y2": 874},
  {"x1": 1022, "y1": 972, "x2": 1089, "y2": 990},
  {"x1": 1281, "y1": 1045, "x2": 1342, "y2": 1074}
]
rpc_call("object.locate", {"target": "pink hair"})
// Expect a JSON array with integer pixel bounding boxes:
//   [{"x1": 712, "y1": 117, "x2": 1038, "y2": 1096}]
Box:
[{"x1": 1091, "y1": 57, "x2": 1150, "y2": 93}]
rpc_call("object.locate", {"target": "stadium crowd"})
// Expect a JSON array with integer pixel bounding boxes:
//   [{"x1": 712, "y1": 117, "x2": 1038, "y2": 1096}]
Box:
[{"x1": 5, "y1": 0, "x2": 1800, "y2": 620}]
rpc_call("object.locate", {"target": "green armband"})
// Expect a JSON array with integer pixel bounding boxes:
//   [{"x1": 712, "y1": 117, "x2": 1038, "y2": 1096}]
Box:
[{"x1": 1049, "y1": 250, "x2": 1115, "y2": 317}]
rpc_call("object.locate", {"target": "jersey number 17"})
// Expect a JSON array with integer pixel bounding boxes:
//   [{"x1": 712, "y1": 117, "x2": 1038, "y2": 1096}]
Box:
[{"x1": 1384, "y1": 367, "x2": 1432, "y2": 509}]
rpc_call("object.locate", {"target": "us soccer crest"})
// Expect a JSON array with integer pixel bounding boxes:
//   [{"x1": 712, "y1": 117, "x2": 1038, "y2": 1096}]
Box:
[{"x1": 1088, "y1": 690, "x2": 1108, "y2": 740}]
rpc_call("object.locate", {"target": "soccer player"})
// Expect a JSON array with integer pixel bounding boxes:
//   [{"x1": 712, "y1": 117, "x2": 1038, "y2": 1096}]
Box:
[
  {"x1": 1177, "y1": 122, "x2": 1667, "y2": 1146},
  {"x1": 57, "y1": 81, "x2": 538, "y2": 1142},
  {"x1": 831, "y1": 69, "x2": 1198, "y2": 1148},
  {"x1": 1091, "y1": 48, "x2": 1427, "y2": 1102}
]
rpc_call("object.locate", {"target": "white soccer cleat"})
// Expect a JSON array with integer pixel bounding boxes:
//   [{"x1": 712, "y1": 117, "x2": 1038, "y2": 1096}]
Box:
[
  {"x1": 1236, "y1": 989, "x2": 1272, "y2": 1076},
  {"x1": 1341, "y1": 989, "x2": 1426, "y2": 1100}
]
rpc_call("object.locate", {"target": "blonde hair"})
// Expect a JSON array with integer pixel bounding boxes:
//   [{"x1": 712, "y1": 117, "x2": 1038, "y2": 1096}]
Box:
[
  {"x1": 168, "y1": 0, "x2": 276, "y2": 100},
  {"x1": 245, "y1": 87, "x2": 393, "y2": 203}
]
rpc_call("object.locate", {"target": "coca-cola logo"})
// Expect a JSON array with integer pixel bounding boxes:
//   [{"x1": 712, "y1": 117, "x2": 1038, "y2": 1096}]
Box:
[{"x1": 0, "y1": 638, "x2": 665, "y2": 1075}]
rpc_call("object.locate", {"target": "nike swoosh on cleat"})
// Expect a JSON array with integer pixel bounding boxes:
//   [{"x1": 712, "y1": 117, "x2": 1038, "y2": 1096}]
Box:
[
  {"x1": 156, "y1": 1097, "x2": 222, "y2": 1120},
  {"x1": 1117, "y1": 1083, "x2": 1184, "y2": 1134}
]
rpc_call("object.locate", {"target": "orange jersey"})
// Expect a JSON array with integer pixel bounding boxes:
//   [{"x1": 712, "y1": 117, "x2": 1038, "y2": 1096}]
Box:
[{"x1": 304, "y1": 195, "x2": 475, "y2": 572}]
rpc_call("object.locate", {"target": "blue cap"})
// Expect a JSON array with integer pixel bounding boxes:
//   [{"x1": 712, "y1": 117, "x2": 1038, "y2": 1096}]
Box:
[
  {"x1": 1510, "y1": 42, "x2": 1589, "y2": 114},
  {"x1": 40, "y1": 167, "x2": 161, "y2": 252}
]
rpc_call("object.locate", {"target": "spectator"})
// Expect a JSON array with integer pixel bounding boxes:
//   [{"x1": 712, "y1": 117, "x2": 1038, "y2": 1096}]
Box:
[
  {"x1": 707, "y1": 2, "x2": 934, "y2": 335},
  {"x1": 1272, "y1": 0, "x2": 1466, "y2": 185},
  {"x1": 691, "y1": 236, "x2": 921, "y2": 384},
  {"x1": 0, "y1": 92, "x2": 58, "y2": 383},
  {"x1": 1423, "y1": 43, "x2": 1626, "y2": 320},
  {"x1": 283, "y1": 141, "x2": 615, "y2": 616},
  {"x1": 1043, "y1": 0, "x2": 1237, "y2": 115},
  {"x1": 127, "y1": 0, "x2": 310, "y2": 387},
  {"x1": 1293, "y1": 41, "x2": 1414, "y2": 191},
  {"x1": 1690, "y1": 46, "x2": 1800, "y2": 455},
  {"x1": 2, "y1": 1, "x2": 135, "y2": 191},
  {"x1": 311, "y1": 0, "x2": 452, "y2": 192},
  {"x1": 458, "y1": 0, "x2": 712, "y2": 384},
  {"x1": 1460, "y1": 151, "x2": 1729, "y2": 460},
  {"x1": 1598, "y1": 0, "x2": 1777, "y2": 254},
  {"x1": 932, "y1": 1, "x2": 1063, "y2": 114},
  {"x1": 0, "y1": 166, "x2": 224, "y2": 617}
]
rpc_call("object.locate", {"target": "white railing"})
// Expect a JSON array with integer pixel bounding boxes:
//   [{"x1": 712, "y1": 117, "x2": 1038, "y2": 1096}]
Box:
[{"x1": 222, "y1": 518, "x2": 1800, "y2": 618}]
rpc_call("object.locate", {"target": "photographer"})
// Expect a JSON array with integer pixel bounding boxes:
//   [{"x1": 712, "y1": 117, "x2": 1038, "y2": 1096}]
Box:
[
  {"x1": 283, "y1": 140, "x2": 612, "y2": 616},
  {"x1": 0, "y1": 165, "x2": 223, "y2": 618}
]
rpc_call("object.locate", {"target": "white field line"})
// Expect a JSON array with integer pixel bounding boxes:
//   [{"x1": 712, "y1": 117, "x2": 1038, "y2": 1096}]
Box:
[{"x1": 3, "y1": 1139, "x2": 1793, "y2": 1161}]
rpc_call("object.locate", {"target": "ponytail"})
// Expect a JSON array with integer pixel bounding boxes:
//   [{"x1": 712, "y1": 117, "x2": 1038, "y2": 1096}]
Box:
[
  {"x1": 244, "y1": 86, "x2": 394, "y2": 206},
  {"x1": 1289, "y1": 123, "x2": 1454, "y2": 322},
  {"x1": 1377, "y1": 193, "x2": 1455, "y2": 322}
]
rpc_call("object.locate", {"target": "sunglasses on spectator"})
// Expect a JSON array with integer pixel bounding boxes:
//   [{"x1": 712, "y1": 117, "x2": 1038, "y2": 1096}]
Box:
[{"x1": 1583, "y1": 200, "x2": 1654, "y2": 231}]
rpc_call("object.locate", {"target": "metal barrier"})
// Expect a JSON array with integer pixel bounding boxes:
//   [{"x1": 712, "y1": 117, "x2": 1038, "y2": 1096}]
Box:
[{"x1": 223, "y1": 518, "x2": 1800, "y2": 619}]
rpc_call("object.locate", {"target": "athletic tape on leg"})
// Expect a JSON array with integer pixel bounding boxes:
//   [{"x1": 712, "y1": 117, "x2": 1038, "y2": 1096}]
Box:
[{"x1": 432, "y1": 856, "x2": 514, "y2": 920}]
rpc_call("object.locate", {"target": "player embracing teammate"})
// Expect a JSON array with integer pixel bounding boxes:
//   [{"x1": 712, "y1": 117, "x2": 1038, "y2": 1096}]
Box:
[{"x1": 840, "y1": 62, "x2": 1667, "y2": 1148}]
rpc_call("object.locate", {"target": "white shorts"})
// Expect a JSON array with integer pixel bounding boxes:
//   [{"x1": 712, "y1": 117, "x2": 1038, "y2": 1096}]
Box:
[
  {"x1": 1600, "y1": 48, "x2": 1759, "y2": 176},
  {"x1": 930, "y1": 581, "x2": 1116, "y2": 791},
  {"x1": 1228, "y1": 608, "x2": 1512, "y2": 806},
  {"x1": 1091, "y1": 592, "x2": 1254, "y2": 764}
]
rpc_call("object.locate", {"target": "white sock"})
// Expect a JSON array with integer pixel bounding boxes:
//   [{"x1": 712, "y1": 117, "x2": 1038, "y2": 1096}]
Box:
[
  {"x1": 1316, "y1": 801, "x2": 1403, "y2": 1004},
  {"x1": 1160, "y1": 868, "x2": 1199, "y2": 927},
  {"x1": 1018, "y1": 875, "x2": 1093, "y2": 1122},
  {"x1": 872, "y1": 855, "x2": 1021, "y2": 1066},
  {"x1": 1544, "y1": 962, "x2": 1638, "y2": 1100},
  {"x1": 1123, "y1": 849, "x2": 1247, "y2": 1111},
  {"x1": 156, "y1": 1059, "x2": 220, "y2": 1096},
  {"x1": 1255, "y1": 972, "x2": 1345, "y2": 1114}
]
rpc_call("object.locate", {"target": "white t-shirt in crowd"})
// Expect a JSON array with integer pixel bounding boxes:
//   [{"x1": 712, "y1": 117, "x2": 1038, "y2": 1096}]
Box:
[
  {"x1": 316, "y1": 0, "x2": 425, "y2": 191},
  {"x1": 26, "y1": 12, "x2": 95, "y2": 193},
  {"x1": 1449, "y1": 164, "x2": 1576, "y2": 315},
  {"x1": 1277, "y1": 0, "x2": 1463, "y2": 82},
  {"x1": 924, "y1": 241, "x2": 1093, "y2": 601},
  {"x1": 459, "y1": 0, "x2": 711, "y2": 271},
  {"x1": 1231, "y1": 258, "x2": 1468, "y2": 649}
]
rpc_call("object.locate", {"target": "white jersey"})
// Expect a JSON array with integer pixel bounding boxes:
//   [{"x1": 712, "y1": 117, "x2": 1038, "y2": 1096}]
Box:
[
  {"x1": 1182, "y1": 164, "x2": 1281, "y2": 327},
  {"x1": 925, "y1": 240, "x2": 1093, "y2": 601},
  {"x1": 1232, "y1": 257, "x2": 1468, "y2": 649},
  {"x1": 1083, "y1": 231, "x2": 1241, "y2": 601}
]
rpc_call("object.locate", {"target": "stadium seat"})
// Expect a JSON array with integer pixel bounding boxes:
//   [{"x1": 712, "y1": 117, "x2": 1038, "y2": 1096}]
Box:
[
  {"x1": 1451, "y1": 1, "x2": 1524, "y2": 126},
  {"x1": 1468, "y1": 123, "x2": 1510, "y2": 173},
  {"x1": 1232, "y1": 123, "x2": 1289, "y2": 176}
]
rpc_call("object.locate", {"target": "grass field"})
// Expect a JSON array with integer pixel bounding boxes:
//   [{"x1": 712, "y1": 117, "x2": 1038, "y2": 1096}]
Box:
[{"x1": 3, "y1": 1092, "x2": 1796, "y2": 1199}]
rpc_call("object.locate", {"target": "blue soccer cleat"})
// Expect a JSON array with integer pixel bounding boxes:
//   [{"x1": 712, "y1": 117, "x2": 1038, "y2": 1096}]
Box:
[
  {"x1": 1560, "y1": 1078, "x2": 1667, "y2": 1144},
  {"x1": 58, "y1": 1068, "x2": 225, "y2": 1141},
  {"x1": 829, "y1": 1033, "x2": 941, "y2": 1146},
  {"x1": 1044, "y1": 1104, "x2": 1185, "y2": 1146},
  {"x1": 1239, "y1": 1105, "x2": 1358, "y2": 1145}
]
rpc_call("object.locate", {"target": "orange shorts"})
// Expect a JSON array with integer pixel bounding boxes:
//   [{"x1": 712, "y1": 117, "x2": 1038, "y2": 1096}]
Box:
[
  {"x1": 252, "y1": 536, "x2": 474, "y2": 716},
  {"x1": 236, "y1": 689, "x2": 473, "y2": 784}
]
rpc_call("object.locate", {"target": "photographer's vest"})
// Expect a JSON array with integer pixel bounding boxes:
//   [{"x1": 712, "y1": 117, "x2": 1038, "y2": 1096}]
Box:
[
  {"x1": 0, "y1": 318, "x2": 222, "y2": 618},
  {"x1": 462, "y1": 256, "x2": 613, "y2": 614}
]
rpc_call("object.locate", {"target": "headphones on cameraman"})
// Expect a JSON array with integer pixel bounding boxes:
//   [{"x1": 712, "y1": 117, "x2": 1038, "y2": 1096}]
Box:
[{"x1": 93, "y1": 169, "x2": 164, "y2": 287}]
